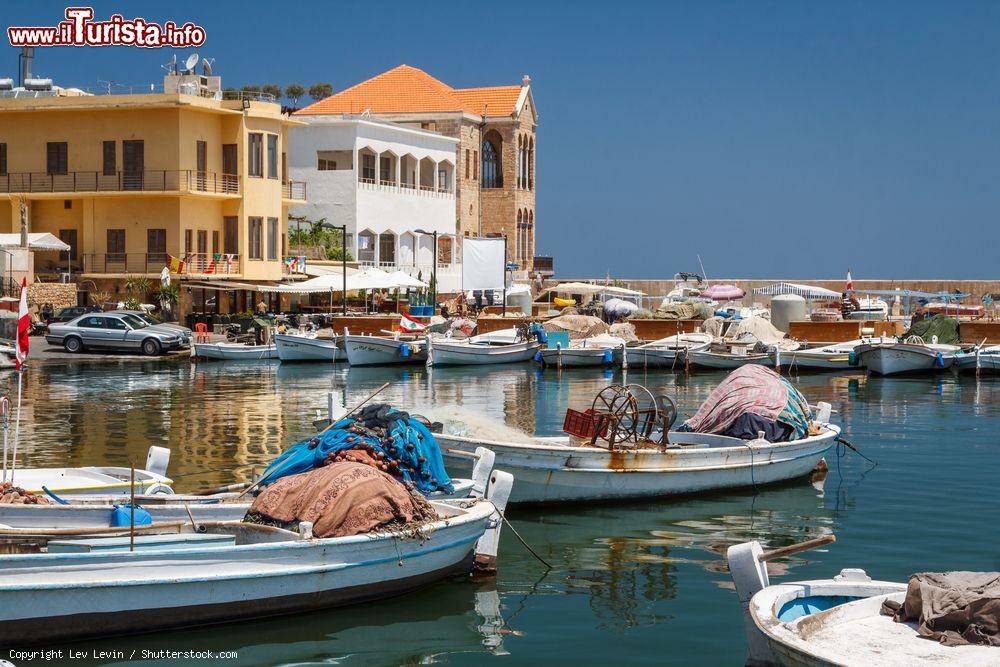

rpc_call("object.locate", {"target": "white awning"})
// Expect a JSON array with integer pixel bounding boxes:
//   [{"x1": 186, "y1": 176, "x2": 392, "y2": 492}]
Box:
[
  {"x1": 751, "y1": 282, "x2": 841, "y2": 299},
  {"x1": 0, "y1": 233, "x2": 71, "y2": 251},
  {"x1": 258, "y1": 268, "x2": 426, "y2": 294},
  {"x1": 543, "y1": 281, "x2": 644, "y2": 297}
]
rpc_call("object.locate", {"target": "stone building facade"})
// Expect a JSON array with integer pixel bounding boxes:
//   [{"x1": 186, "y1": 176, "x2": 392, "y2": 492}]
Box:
[{"x1": 295, "y1": 65, "x2": 538, "y2": 273}]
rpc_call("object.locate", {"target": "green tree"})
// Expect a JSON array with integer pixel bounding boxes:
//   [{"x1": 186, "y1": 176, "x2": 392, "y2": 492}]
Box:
[
  {"x1": 288, "y1": 214, "x2": 353, "y2": 261},
  {"x1": 261, "y1": 84, "x2": 283, "y2": 100},
  {"x1": 285, "y1": 84, "x2": 306, "y2": 106},
  {"x1": 308, "y1": 82, "x2": 333, "y2": 101}
]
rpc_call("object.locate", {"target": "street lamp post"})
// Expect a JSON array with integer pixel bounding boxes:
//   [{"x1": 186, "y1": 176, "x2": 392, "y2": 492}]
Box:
[
  {"x1": 316, "y1": 222, "x2": 348, "y2": 315},
  {"x1": 414, "y1": 228, "x2": 437, "y2": 315}
]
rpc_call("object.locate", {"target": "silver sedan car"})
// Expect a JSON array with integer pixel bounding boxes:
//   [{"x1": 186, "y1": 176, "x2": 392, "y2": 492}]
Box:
[
  {"x1": 107, "y1": 310, "x2": 192, "y2": 347},
  {"x1": 46, "y1": 313, "x2": 185, "y2": 355}
]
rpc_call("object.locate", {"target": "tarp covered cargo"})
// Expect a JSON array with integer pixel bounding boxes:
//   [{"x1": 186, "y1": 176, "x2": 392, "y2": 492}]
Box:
[
  {"x1": 884, "y1": 571, "x2": 1000, "y2": 647},
  {"x1": 542, "y1": 314, "x2": 609, "y2": 340},
  {"x1": 906, "y1": 313, "x2": 960, "y2": 346},
  {"x1": 679, "y1": 366, "x2": 813, "y2": 441}
]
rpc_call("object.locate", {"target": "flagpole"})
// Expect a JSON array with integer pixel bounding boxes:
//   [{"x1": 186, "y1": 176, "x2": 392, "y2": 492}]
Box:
[
  {"x1": 10, "y1": 370, "x2": 21, "y2": 483},
  {"x1": 1, "y1": 398, "x2": 8, "y2": 483}
]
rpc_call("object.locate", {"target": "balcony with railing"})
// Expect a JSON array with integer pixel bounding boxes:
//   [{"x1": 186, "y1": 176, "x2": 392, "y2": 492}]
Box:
[
  {"x1": 357, "y1": 177, "x2": 454, "y2": 199},
  {"x1": 281, "y1": 180, "x2": 307, "y2": 201},
  {"x1": 0, "y1": 170, "x2": 240, "y2": 196},
  {"x1": 81, "y1": 252, "x2": 241, "y2": 276}
]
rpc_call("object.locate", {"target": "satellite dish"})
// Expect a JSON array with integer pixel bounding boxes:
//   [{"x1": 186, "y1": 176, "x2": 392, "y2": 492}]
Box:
[
  {"x1": 184, "y1": 53, "x2": 199, "y2": 72},
  {"x1": 161, "y1": 54, "x2": 177, "y2": 73},
  {"x1": 202, "y1": 58, "x2": 214, "y2": 77}
]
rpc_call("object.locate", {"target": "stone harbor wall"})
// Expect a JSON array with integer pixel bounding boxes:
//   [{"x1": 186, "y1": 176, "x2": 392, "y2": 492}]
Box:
[{"x1": 28, "y1": 282, "x2": 77, "y2": 311}]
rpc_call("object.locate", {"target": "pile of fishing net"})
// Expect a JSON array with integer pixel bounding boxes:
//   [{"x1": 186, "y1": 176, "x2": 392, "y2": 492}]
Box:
[
  {"x1": 678, "y1": 366, "x2": 813, "y2": 441},
  {"x1": 543, "y1": 314, "x2": 609, "y2": 340},
  {"x1": 256, "y1": 403, "x2": 454, "y2": 495},
  {"x1": 0, "y1": 482, "x2": 49, "y2": 505},
  {"x1": 244, "y1": 462, "x2": 437, "y2": 539},
  {"x1": 906, "y1": 313, "x2": 960, "y2": 346},
  {"x1": 609, "y1": 321, "x2": 638, "y2": 343},
  {"x1": 653, "y1": 302, "x2": 708, "y2": 321}
]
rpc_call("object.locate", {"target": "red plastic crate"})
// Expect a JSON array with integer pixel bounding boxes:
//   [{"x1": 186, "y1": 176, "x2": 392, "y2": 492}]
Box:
[{"x1": 563, "y1": 408, "x2": 608, "y2": 440}]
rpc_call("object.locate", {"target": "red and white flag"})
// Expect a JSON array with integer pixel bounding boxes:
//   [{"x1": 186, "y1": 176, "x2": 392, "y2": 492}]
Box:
[
  {"x1": 846, "y1": 269, "x2": 853, "y2": 292},
  {"x1": 399, "y1": 312, "x2": 426, "y2": 333},
  {"x1": 15, "y1": 278, "x2": 28, "y2": 370}
]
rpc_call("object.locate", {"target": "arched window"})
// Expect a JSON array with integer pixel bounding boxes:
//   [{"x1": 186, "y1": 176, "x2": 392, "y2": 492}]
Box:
[
  {"x1": 481, "y1": 131, "x2": 502, "y2": 189},
  {"x1": 528, "y1": 138, "x2": 534, "y2": 190}
]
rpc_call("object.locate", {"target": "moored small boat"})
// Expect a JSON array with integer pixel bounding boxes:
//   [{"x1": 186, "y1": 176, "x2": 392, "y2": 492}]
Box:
[
  {"x1": 0, "y1": 479, "x2": 512, "y2": 646},
  {"x1": 688, "y1": 348, "x2": 773, "y2": 369},
  {"x1": 538, "y1": 334, "x2": 626, "y2": 368},
  {"x1": 954, "y1": 345, "x2": 1000, "y2": 374},
  {"x1": 727, "y1": 539, "x2": 998, "y2": 666},
  {"x1": 427, "y1": 333, "x2": 541, "y2": 367},
  {"x1": 5, "y1": 446, "x2": 173, "y2": 496},
  {"x1": 624, "y1": 332, "x2": 712, "y2": 368},
  {"x1": 771, "y1": 340, "x2": 865, "y2": 371},
  {"x1": 344, "y1": 334, "x2": 428, "y2": 366},
  {"x1": 275, "y1": 332, "x2": 343, "y2": 362},
  {"x1": 856, "y1": 338, "x2": 959, "y2": 375},
  {"x1": 194, "y1": 341, "x2": 278, "y2": 360}
]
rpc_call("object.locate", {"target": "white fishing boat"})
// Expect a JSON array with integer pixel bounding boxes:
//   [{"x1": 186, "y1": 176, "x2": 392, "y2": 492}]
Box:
[
  {"x1": 688, "y1": 339, "x2": 779, "y2": 370},
  {"x1": 855, "y1": 337, "x2": 959, "y2": 375},
  {"x1": 772, "y1": 340, "x2": 865, "y2": 371},
  {"x1": 4, "y1": 446, "x2": 173, "y2": 496},
  {"x1": 625, "y1": 332, "x2": 713, "y2": 368},
  {"x1": 441, "y1": 382, "x2": 837, "y2": 504},
  {"x1": 538, "y1": 334, "x2": 627, "y2": 368},
  {"x1": 846, "y1": 296, "x2": 889, "y2": 320},
  {"x1": 0, "y1": 476, "x2": 513, "y2": 646},
  {"x1": 344, "y1": 333, "x2": 428, "y2": 366},
  {"x1": 427, "y1": 330, "x2": 541, "y2": 367},
  {"x1": 0, "y1": 447, "x2": 499, "y2": 530},
  {"x1": 954, "y1": 344, "x2": 1000, "y2": 374},
  {"x1": 275, "y1": 331, "x2": 343, "y2": 362},
  {"x1": 193, "y1": 342, "x2": 278, "y2": 361},
  {"x1": 727, "y1": 539, "x2": 997, "y2": 666}
]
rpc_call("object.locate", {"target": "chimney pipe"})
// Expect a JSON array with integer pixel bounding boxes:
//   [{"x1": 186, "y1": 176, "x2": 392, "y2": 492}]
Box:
[{"x1": 19, "y1": 47, "x2": 34, "y2": 87}]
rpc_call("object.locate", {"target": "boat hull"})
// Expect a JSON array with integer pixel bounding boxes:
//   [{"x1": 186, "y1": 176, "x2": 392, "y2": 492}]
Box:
[
  {"x1": 429, "y1": 340, "x2": 541, "y2": 366},
  {"x1": 539, "y1": 347, "x2": 618, "y2": 367},
  {"x1": 9, "y1": 467, "x2": 173, "y2": 496},
  {"x1": 344, "y1": 335, "x2": 427, "y2": 366},
  {"x1": 194, "y1": 343, "x2": 278, "y2": 360},
  {"x1": 275, "y1": 334, "x2": 342, "y2": 362},
  {"x1": 440, "y1": 427, "x2": 837, "y2": 504},
  {"x1": 0, "y1": 501, "x2": 493, "y2": 645},
  {"x1": 774, "y1": 351, "x2": 855, "y2": 371},
  {"x1": 688, "y1": 351, "x2": 773, "y2": 369},
  {"x1": 857, "y1": 344, "x2": 954, "y2": 376},
  {"x1": 954, "y1": 351, "x2": 1000, "y2": 373}
]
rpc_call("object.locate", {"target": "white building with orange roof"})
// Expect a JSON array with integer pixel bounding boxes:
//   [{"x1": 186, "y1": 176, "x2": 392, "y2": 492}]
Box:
[
  {"x1": 287, "y1": 115, "x2": 459, "y2": 287},
  {"x1": 293, "y1": 65, "x2": 543, "y2": 277}
]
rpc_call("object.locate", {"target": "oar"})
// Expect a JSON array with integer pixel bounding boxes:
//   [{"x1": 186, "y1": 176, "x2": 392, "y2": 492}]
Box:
[
  {"x1": 760, "y1": 534, "x2": 836, "y2": 562},
  {"x1": 237, "y1": 382, "x2": 392, "y2": 498},
  {"x1": 0, "y1": 520, "x2": 186, "y2": 538}
]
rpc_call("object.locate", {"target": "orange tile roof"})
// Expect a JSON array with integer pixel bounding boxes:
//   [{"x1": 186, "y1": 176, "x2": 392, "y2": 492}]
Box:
[{"x1": 295, "y1": 65, "x2": 524, "y2": 117}]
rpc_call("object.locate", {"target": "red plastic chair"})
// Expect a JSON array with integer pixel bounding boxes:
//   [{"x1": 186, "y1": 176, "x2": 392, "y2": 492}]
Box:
[{"x1": 194, "y1": 322, "x2": 210, "y2": 343}]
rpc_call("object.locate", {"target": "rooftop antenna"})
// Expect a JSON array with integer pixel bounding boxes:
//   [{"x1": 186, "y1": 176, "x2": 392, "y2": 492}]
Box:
[
  {"x1": 697, "y1": 254, "x2": 709, "y2": 282},
  {"x1": 97, "y1": 79, "x2": 118, "y2": 95},
  {"x1": 183, "y1": 53, "x2": 199, "y2": 74},
  {"x1": 202, "y1": 58, "x2": 214, "y2": 77},
  {"x1": 161, "y1": 54, "x2": 177, "y2": 74}
]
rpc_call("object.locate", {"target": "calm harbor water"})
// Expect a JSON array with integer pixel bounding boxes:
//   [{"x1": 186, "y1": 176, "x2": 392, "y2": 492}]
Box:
[{"x1": 13, "y1": 358, "x2": 1000, "y2": 666}]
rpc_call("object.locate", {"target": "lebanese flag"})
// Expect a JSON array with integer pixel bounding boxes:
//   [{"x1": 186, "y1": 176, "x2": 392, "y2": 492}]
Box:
[
  {"x1": 15, "y1": 278, "x2": 28, "y2": 370},
  {"x1": 399, "y1": 312, "x2": 426, "y2": 333},
  {"x1": 846, "y1": 269, "x2": 854, "y2": 292}
]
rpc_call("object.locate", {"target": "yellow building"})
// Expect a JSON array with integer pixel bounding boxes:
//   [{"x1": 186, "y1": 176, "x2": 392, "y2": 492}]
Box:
[{"x1": 0, "y1": 82, "x2": 306, "y2": 315}]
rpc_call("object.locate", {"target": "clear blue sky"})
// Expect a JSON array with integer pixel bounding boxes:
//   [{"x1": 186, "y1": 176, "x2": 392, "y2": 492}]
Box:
[{"x1": 4, "y1": 1, "x2": 999, "y2": 279}]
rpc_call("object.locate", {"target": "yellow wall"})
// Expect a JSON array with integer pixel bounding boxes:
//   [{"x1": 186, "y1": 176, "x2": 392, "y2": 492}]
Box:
[{"x1": 0, "y1": 94, "x2": 299, "y2": 281}]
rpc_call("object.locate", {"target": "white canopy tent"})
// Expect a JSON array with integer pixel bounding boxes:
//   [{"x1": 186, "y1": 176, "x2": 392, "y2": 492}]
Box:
[
  {"x1": 0, "y1": 233, "x2": 71, "y2": 251},
  {"x1": 750, "y1": 282, "x2": 841, "y2": 299},
  {"x1": 258, "y1": 267, "x2": 427, "y2": 294},
  {"x1": 542, "y1": 281, "x2": 645, "y2": 297}
]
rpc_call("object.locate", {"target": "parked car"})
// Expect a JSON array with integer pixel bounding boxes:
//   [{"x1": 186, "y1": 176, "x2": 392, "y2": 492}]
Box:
[
  {"x1": 107, "y1": 310, "x2": 192, "y2": 347},
  {"x1": 45, "y1": 313, "x2": 185, "y2": 356},
  {"x1": 47, "y1": 305, "x2": 103, "y2": 325}
]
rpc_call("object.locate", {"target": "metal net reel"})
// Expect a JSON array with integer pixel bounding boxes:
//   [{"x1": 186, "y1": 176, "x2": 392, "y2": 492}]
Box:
[{"x1": 590, "y1": 384, "x2": 675, "y2": 449}]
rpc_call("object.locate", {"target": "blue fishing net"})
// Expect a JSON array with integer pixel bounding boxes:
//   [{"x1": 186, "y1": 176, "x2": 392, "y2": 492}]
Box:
[{"x1": 258, "y1": 409, "x2": 454, "y2": 495}]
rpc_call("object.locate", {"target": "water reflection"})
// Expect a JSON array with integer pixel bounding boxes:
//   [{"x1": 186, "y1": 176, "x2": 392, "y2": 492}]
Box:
[{"x1": 46, "y1": 580, "x2": 511, "y2": 667}]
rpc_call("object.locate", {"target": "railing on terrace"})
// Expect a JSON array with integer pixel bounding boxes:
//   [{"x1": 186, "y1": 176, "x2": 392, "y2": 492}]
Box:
[
  {"x1": 281, "y1": 180, "x2": 307, "y2": 200},
  {"x1": 0, "y1": 170, "x2": 240, "y2": 195},
  {"x1": 81, "y1": 253, "x2": 240, "y2": 275},
  {"x1": 356, "y1": 178, "x2": 454, "y2": 198},
  {"x1": 0, "y1": 84, "x2": 276, "y2": 103}
]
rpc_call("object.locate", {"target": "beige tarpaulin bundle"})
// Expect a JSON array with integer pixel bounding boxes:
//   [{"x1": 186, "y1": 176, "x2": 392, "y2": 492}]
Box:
[
  {"x1": 543, "y1": 314, "x2": 609, "y2": 340},
  {"x1": 609, "y1": 321, "x2": 638, "y2": 343},
  {"x1": 654, "y1": 302, "x2": 703, "y2": 320}
]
